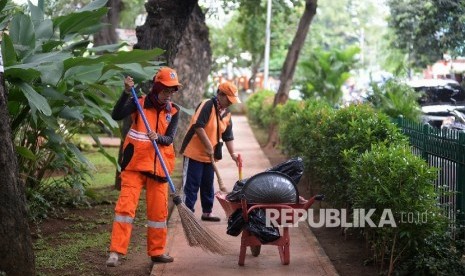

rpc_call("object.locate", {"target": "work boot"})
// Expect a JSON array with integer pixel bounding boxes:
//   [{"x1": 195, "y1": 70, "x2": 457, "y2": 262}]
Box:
[
  {"x1": 201, "y1": 213, "x2": 221, "y2": 222},
  {"x1": 106, "y1": 252, "x2": 120, "y2": 267},
  {"x1": 151, "y1": 254, "x2": 174, "y2": 263}
]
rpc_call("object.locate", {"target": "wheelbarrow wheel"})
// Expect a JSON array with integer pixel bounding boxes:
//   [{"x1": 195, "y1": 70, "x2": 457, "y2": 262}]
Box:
[{"x1": 250, "y1": 245, "x2": 261, "y2": 257}]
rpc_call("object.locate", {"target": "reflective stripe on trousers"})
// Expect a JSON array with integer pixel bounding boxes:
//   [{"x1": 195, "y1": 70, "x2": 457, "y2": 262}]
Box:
[
  {"x1": 114, "y1": 215, "x2": 134, "y2": 224},
  {"x1": 109, "y1": 170, "x2": 169, "y2": 256},
  {"x1": 148, "y1": 220, "x2": 167, "y2": 228}
]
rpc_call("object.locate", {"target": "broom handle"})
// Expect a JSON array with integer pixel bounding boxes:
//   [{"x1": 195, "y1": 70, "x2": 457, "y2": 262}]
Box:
[
  {"x1": 211, "y1": 157, "x2": 227, "y2": 192},
  {"x1": 237, "y1": 154, "x2": 243, "y2": 180},
  {"x1": 130, "y1": 87, "x2": 177, "y2": 194}
]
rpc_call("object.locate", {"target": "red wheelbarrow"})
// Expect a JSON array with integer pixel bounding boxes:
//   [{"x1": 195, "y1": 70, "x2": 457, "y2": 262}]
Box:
[{"x1": 215, "y1": 191, "x2": 324, "y2": 266}]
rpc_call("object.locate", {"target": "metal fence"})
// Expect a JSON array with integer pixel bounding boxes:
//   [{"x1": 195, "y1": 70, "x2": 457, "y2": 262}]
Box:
[{"x1": 395, "y1": 117, "x2": 465, "y2": 227}]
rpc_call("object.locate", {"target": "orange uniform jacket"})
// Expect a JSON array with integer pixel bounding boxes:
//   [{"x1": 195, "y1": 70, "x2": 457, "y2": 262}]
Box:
[
  {"x1": 120, "y1": 96, "x2": 178, "y2": 180},
  {"x1": 181, "y1": 99, "x2": 233, "y2": 163}
]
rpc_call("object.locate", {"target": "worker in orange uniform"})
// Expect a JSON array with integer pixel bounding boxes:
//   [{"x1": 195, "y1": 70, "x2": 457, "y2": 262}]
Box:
[
  {"x1": 106, "y1": 67, "x2": 181, "y2": 267},
  {"x1": 180, "y1": 82, "x2": 241, "y2": 221}
]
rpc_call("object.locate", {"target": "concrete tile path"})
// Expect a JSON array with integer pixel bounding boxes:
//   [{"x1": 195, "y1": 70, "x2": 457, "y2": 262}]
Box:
[{"x1": 150, "y1": 115, "x2": 338, "y2": 276}]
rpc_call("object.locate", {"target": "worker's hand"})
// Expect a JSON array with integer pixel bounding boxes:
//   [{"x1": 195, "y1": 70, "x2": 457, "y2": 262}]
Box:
[
  {"x1": 205, "y1": 145, "x2": 214, "y2": 156},
  {"x1": 147, "y1": 131, "x2": 158, "y2": 141},
  {"x1": 124, "y1": 76, "x2": 134, "y2": 94},
  {"x1": 230, "y1": 152, "x2": 239, "y2": 166}
]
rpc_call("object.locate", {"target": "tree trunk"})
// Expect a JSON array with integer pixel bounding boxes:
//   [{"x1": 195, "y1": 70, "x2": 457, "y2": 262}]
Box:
[
  {"x1": 172, "y1": 4, "x2": 212, "y2": 150},
  {"x1": 112, "y1": 1, "x2": 210, "y2": 188},
  {"x1": 134, "y1": 0, "x2": 198, "y2": 64},
  {"x1": 93, "y1": 0, "x2": 123, "y2": 47},
  {"x1": 134, "y1": 0, "x2": 210, "y2": 151},
  {"x1": 249, "y1": 56, "x2": 263, "y2": 92},
  {"x1": 0, "y1": 72, "x2": 36, "y2": 274},
  {"x1": 265, "y1": 0, "x2": 318, "y2": 149}
]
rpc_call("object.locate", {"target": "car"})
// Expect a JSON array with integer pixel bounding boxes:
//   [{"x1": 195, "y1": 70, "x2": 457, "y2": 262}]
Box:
[
  {"x1": 421, "y1": 104, "x2": 465, "y2": 130},
  {"x1": 407, "y1": 79, "x2": 465, "y2": 105}
]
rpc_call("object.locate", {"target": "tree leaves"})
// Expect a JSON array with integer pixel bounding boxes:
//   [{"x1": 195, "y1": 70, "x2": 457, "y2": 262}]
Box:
[
  {"x1": 10, "y1": 13, "x2": 35, "y2": 59},
  {"x1": 53, "y1": 8, "x2": 108, "y2": 39},
  {"x1": 1, "y1": 34, "x2": 17, "y2": 67},
  {"x1": 18, "y1": 82, "x2": 52, "y2": 116},
  {"x1": 3, "y1": 0, "x2": 165, "y2": 194},
  {"x1": 387, "y1": 0, "x2": 465, "y2": 67}
]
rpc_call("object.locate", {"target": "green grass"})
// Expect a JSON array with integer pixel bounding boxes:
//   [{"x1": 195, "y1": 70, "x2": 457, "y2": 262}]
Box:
[
  {"x1": 35, "y1": 231, "x2": 110, "y2": 273},
  {"x1": 33, "y1": 146, "x2": 183, "y2": 275},
  {"x1": 84, "y1": 147, "x2": 120, "y2": 188}
]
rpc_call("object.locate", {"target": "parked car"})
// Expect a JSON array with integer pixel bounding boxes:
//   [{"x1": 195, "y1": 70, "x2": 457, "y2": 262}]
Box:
[
  {"x1": 421, "y1": 104, "x2": 465, "y2": 130},
  {"x1": 407, "y1": 79, "x2": 465, "y2": 105},
  {"x1": 441, "y1": 108, "x2": 465, "y2": 131}
]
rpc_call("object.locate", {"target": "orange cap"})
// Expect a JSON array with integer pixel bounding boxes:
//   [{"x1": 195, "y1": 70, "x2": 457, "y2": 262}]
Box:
[
  {"x1": 153, "y1": 67, "x2": 181, "y2": 87},
  {"x1": 218, "y1": 82, "x2": 241, "y2": 104}
]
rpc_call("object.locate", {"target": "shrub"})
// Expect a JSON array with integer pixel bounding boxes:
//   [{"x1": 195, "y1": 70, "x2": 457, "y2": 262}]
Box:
[
  {"x1": 279, "y1": 99, "x2": 333, "y2": 171},
  {"x1": 368, "y1": 79, "x2": 422, "y2": 122},
  {"x1": 397, "y1": 231, "x2": 465, "y2": 275},
  {"x1": 279, "y1": 103, "x2": 407, "y2": 208},
  {"x1": 350, "y1": 143, "x2": 450, "y2": 274},
  {"x1": 245, "y1": 90, "x2": 275, "y2": 128},
  {"x1": 315, "y1": 104, "x2": 407, "y2": 208}
]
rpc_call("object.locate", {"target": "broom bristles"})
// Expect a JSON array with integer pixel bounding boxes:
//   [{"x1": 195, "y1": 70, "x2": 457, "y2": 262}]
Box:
[{"x1": 176, "y1": 202, "x2": 231, "y2": 255}]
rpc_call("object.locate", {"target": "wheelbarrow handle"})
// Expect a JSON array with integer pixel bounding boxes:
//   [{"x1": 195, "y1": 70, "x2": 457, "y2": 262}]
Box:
[{"x1": 302, "y1": 194, "x2": 325, "y2": 210}]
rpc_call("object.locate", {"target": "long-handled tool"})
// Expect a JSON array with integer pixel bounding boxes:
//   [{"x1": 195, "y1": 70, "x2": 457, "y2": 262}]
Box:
[
  {"x1": 130, "y1": 87, "x2": 229, "y2": 255},
  {"x1": 211, "y1": 156, "x2": 227, "y2": 193},
  {"x1": 237, "y1": 154, "x2": 243, "y2": 181},
  {"x1": 236, "y1": 154, "x2": 260, "y2": 256}
]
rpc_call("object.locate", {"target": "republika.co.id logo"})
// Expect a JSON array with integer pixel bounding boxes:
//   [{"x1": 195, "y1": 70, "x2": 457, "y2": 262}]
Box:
[{"x1": 265, "y1": 208, "x2": 430, "y2": 228}]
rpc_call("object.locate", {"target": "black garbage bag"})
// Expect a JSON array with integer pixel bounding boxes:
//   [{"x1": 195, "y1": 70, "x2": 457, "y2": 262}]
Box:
[
  {"x1": 227, "y1": 208, "x2": 245, "y2": 237},
  {"x1": 226, "y1": 157, "x2": 304, "y2": 202},
  {"x1": 241, "y1": 171, "x2": 299, "y2": 203},
  {"x1": 266, "y1": 156, "x2": 304, "y2": 185},
  {"x1": 226, "y1": 178, "x2": 247, "y2": 202},
  {"x1": 246, "y1": 208, "x2": 280, "y2": 244}
]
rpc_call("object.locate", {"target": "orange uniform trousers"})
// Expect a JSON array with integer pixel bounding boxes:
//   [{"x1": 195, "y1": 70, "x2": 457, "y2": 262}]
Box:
[{"x1": 109, "y1": 170, "x2": 168, "y2": 256}]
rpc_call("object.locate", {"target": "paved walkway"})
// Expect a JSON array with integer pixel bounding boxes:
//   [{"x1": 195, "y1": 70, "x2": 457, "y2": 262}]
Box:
[{"x1": 151, "y1": 115, "x2": 338, "y2": 276}]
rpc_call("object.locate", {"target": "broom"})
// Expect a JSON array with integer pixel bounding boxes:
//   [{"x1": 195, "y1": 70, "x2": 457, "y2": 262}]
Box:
[
  {"x1": 211, "y1": 156, "x2": 228, "y2": 193},
  {"x1": 129, "y1": 86, "x2": 230, "y2": 255}
]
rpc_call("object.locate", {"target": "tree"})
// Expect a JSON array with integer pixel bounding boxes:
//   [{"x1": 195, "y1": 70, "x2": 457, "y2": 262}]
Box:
[
  {"x1": 298, "y1": 46, "x2": 360, "y2": 105},
  {"x1": 172, "y1": 4, "x2": 212, "y2": 148},
  {"x1": 387, "y1": 0, "x2": 465, "y2": 69},
  {"x1": 304, "y1": 0, "x2": 387, "y2": 70},
  {"x1": 266, "y1": 0, "x2": 317, "y2": 148},
  {"x1": 93, "y1": 0, "x2": 123, "y2": 46},
  {"x1": 135, "y1": 0, "x2": 212, "y2": 150},
  {"x1": 0, "y1": 69, "x2": 35, "y2": 276},
  {"x1": 209, "y1": 0, "x2": 301, "y2": 92},
  {"x1": 110, "y1": 0, "x2": 210, "y2": 189},
  {"x1": 135, "y1": 0, "x2": 198, "y2": 65}
]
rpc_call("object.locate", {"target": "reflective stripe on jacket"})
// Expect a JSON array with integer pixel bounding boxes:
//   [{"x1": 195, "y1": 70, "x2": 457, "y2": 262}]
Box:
[{"x1": 120, "y1": 96, "x2": 177, "y2": 179}]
